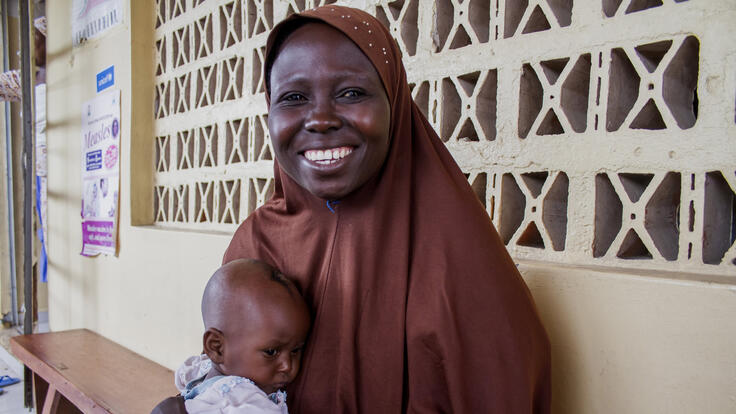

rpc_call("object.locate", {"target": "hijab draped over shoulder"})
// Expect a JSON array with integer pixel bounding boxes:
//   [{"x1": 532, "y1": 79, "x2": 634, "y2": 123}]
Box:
[{"x1": 224, "y1": 5, "x2": 550, "y2": 413}]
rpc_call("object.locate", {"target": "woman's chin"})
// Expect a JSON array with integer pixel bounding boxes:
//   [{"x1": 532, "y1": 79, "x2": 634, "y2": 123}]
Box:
[{"x1": 307, "y1": 184, "x2": 352, "y2": 201}]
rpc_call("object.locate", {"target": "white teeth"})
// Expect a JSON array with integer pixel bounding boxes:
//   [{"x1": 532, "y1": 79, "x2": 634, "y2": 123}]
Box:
[{"x1": 305, "y1": 147, "x2": 354, "y2": 162}]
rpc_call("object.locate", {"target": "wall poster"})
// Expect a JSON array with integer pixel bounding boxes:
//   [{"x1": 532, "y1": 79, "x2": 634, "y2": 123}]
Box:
[
  {"x1": 81, "y1": 88, "x2": 120, "y2": 256},
  {"x1": 72, "y1": 0, "x2": 124, "y2": 46}
]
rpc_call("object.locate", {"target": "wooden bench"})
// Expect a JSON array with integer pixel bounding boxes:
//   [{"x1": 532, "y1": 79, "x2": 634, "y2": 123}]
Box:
[{"x1": 10, "y1": 329, "x2": 178, "y2": 413}]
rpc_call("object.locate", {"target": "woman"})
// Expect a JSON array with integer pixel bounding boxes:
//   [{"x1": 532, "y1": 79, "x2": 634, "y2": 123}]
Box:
[{"x1": 223, "y1": 5, "x2": 550, "y2": 413}]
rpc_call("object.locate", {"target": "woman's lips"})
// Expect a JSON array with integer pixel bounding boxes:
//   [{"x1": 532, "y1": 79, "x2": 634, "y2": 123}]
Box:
[{"x1": 303, "y1": 146, "x2": 354, "y2": 165}]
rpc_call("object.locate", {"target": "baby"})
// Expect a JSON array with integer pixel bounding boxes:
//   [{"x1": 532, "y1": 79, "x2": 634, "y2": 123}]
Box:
[{"x1": 175, "y1": 259, "x2": 311, "y2": 413}]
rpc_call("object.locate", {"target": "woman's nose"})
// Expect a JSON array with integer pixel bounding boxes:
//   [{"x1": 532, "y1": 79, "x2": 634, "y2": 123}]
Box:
[{"x1": 304, "y1": 101, "x2": 342, "y2": 133}]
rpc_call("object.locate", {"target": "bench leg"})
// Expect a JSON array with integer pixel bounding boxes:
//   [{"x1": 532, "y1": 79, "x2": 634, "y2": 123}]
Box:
[
  {"x1": 41, "y1": 385, "x2": 61, "y2": 414},
  {"x1": 32, "y1": 373, "x2": 83, "y2": 414},
  {"x1": 32, "y1": 372, "x2": 49, "y2": 412}
]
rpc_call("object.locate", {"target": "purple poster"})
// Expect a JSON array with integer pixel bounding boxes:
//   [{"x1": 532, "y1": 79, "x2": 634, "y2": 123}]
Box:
[{"x1": 81, "y1": 88, "x2": 120, "y2": 256}]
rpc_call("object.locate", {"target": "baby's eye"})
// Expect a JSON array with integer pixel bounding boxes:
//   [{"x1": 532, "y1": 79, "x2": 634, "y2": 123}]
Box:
[
  {"x1": 290, "y1": 346, "x2": 304, "y2": 355},
  {"x1": 262, "y1": 349, "x2": 278, "y2": 357}
]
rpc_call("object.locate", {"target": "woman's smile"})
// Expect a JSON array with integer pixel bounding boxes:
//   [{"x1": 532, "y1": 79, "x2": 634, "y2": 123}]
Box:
[
  {"x1": 267, "y1": 22, "x2": 391, "y2": 200},
  {"x1": 302, "y1": 146, "x2": 354, "y2": 165}
]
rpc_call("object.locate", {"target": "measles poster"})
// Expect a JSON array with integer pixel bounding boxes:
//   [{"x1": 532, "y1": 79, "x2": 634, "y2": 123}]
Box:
[{"x1": 81, "y1": 88, "x2": 120, "y2": 256}]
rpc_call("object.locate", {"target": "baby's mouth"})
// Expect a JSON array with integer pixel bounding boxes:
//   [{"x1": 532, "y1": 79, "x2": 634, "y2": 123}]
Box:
[
  {"x1": 303, "y1": 146, "x2": 354, "y2": 165},
  {"x1": 268, "y1": 382, "x2": 287, "y2": 393}
]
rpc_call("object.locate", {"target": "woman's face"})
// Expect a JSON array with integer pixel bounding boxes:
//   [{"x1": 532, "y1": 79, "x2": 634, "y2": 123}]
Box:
[{"x1": 268, "y1": 23, "x2": 391, "y2": 200}]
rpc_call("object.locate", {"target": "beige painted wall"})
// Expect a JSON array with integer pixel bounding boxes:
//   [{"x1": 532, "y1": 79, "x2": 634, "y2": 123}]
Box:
[
  {"x1": 45, "y1": 0, "x2": 215, "y2": 358},
  {"x1": 524, "y1": 263, "x2": 736, "y2": 413},
  {"x1": 43, "y1": 1, "x2": 736, "y2": 413}
]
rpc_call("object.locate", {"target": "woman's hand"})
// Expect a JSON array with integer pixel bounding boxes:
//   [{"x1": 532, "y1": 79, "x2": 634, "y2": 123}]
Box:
[{"x1": 150, "y1": 396, "x2": 186, "y2": 414}]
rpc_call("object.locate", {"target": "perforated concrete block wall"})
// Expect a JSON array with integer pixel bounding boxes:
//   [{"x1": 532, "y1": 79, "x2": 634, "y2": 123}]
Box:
[{"x1": 152, "y1": 0, "x2": 736, "y2": 278}]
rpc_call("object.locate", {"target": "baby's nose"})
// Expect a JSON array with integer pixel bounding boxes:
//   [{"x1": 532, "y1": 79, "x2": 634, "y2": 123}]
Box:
[{"x1": 277, "y1": 354, "x2": 292, "y2": 372}]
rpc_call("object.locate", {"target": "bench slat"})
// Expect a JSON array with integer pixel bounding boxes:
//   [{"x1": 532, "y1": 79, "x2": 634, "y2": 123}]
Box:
[{"x1": 11, "y1": 329, "x2": 178, "y2": 414}]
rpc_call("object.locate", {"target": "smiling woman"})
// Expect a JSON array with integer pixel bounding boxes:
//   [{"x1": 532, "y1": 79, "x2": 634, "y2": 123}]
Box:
[
  {"x1": 223, "y1": 5, "x2": 551, "y2": 414},
  {"x1": 267, "y1": 23, "x2": 391, "y2": 200}
]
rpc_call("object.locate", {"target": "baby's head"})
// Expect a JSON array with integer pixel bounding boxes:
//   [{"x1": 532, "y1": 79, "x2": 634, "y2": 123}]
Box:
[{"x1": 201, "y1": 259, "x2": 310, "y2": 395}]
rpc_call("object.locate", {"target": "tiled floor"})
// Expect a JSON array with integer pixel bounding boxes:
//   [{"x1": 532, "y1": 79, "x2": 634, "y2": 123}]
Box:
[
  {"x1": 0, "y1": 312, "x2": 50, "y2": 413},
  {"x1": 0, "y1": 345, "x2": 28, "y2": 413}
]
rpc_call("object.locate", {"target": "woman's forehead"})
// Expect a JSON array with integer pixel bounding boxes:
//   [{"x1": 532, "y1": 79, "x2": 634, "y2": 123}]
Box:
[
  {"x1": 274, "y1": 23, "x2": 365, "y2": 68},
  {"x1": 280, "y1": 23, "x2": 356, "y2": 54},
  {"x1": 269, "y1": 22, "x2": 385, "y2": 89},
  {"x1": 267, "y1": 15, "x2": 395, "y2": 96}
]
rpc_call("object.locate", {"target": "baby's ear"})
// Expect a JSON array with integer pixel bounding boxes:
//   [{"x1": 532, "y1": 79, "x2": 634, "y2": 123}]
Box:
[{"x1": 203, "y1": 328, "x2": 225, "y2": 364}]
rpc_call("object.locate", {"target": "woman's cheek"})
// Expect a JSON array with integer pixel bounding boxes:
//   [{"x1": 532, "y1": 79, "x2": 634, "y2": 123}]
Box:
[{"x1": 268, "y1": 112, "x2": 293, "y2": 157}]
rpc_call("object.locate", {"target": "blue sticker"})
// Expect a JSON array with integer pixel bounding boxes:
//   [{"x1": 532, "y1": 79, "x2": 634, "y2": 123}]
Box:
[
  {"x1": 96, "y1": 65, "x2": 114, "y2": 92},
  {"x1": 86, "y1": 150, "x2": 103, "y2": 171}
]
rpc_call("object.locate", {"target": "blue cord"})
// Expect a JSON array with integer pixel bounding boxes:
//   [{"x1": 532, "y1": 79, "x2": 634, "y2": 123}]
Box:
[
  {"x1": 326, "y1": 199, "x2": 341, "y2": 213},
  {"x1": 35, "y1": 175, "x2": 47, "y2": 282}
]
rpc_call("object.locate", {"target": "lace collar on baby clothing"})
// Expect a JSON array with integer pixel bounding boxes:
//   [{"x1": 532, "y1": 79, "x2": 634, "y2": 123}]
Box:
[{"x1": 175, "y1": 354, "x2": 288, "y2": 413}]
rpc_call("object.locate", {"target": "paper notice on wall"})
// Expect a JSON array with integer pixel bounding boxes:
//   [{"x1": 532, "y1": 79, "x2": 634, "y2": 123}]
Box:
[
  {"x1": 35, "y1": 84, "x2": 48, "y2": 281},
  {"x1": 72, "y1": 0, "x2": 124, "y2": 47},
  {"x1": 35, "y1": 84, "x2": 48, "y2": 280},
  {"x1": 35, "y1": 84, "x2": 47, "y2": 176},
  {"x1": 81, "y1": 88, "x2": 120, "y2": 256}
]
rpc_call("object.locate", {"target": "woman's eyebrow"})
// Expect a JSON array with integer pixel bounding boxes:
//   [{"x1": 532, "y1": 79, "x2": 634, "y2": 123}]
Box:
[{"x1": 275, "y1": 71, "x2": 378, "y2": 85}]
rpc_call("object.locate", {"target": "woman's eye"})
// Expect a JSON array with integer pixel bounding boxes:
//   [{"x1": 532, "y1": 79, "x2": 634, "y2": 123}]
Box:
[
  {"x1": 281, "y1": 93, "x2": 305, "y2": 103},
  {"x1": 263, "y1": 349, "x2": 278, "y2": 357},
  {"x1": 339, "y1": 89, "x2": 363, "y2": 99}
]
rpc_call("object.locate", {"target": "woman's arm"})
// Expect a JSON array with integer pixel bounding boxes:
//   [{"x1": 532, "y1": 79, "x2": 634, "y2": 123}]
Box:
[
  {"x1": 150, "y1": 396, "x2": 187, "y2": 414},
  {"x1": 405, "y1": 221, "x2": 551, "y2": 413}
]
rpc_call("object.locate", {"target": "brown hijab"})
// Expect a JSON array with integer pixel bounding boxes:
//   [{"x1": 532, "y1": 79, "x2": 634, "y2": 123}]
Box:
[{"x1": 224, "y1": 5, "x2": 550, "y2": 413}]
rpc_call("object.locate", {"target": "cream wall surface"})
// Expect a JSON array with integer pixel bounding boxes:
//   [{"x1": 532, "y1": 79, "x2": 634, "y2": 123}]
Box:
[
  {"x1": 45, "y1": 0, "x2": 227, "y2": 366},
  {"x1": 44, "y1": 1, "x2": 736, "y2": 413}
]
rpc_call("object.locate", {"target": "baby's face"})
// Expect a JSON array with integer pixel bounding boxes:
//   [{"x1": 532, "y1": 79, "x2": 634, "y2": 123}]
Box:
[{"x1": 222, "y1": 291, "x2": 310, "y2": 395}]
